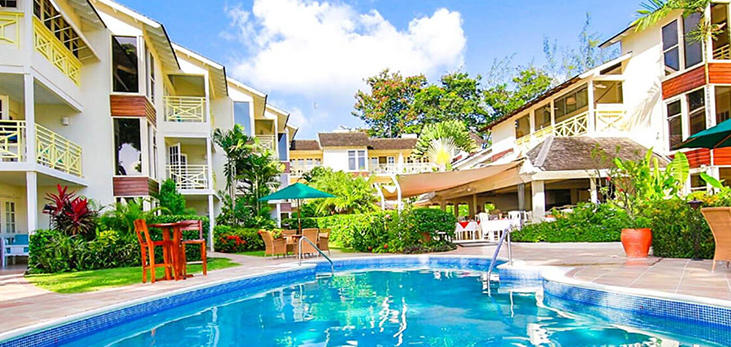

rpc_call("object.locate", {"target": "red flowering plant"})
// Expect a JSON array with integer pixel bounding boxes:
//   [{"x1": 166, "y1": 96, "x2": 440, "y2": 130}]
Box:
[{"x1": 44, "y1": 185, "x2": 98, "y2": 239}]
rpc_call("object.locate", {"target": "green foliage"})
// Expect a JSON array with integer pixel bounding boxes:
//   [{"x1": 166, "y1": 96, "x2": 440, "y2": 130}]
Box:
[
  {"x1": 28, "y1": 229, "x2": 139, "y2": 274},
  {"x1": 633, "y1": 0, "x2": 710, "y2": 31},
  {"x1": 643, "y1": 197, "x2": 714, "y2": 258},
  {"x1": 98, "y1": 198, "x2": 167, "y2": 234},
  {"x1": 304, "y1": 167, "x2": 378, "y2": 215},
  {"x1": 216, "y1": 193, "x2": 276, "y2": 229},
  {"x1": 602, "y1": 149, "x2": 688, "y2": 224},
  {"x1": 352, "y1": 69, "x2": 427, "y2": 138},
  {"x1": 43, "y1": 185, "x2": 98, "y2": 239},
  {"x1": 482, "y1": 64, "x2": 553, "y2": 121},
  {"x1": 414, "y1": 120, "x2": 476, "y2": 158},
  {"x1": 153, "y1": 179, "x2": 195, "y2": 215},
  {"x1": 512, "y1": 203, "x2": 631, "y2": 242},
  {"x1": 213, "y1": 225, "x2": 265, "y2": 253}
]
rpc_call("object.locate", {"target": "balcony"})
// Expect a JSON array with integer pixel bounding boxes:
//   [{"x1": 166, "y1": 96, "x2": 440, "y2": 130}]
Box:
[
  {"x1": 516, "y1": 108, "x2": 626, "y2": 152},
  {"x1": 163, "y1": 96, "x2": 206, "y2": 122},
  {"x1": 0, "y1": 120, "x2": 83, "y2": 177},
  {"x1": 33, "y1": 17, "x2": 81, "y2": 85},
  {"x1": 370, "y1": 162, "x2": 434, "y2": 175},
  {"x1": 0, "y1": 11, "x2": 22, "y2": 49},
  {"x1": 166, "y1": 164, "x2": 209, "y2": 190},
  {"x1": 714, "y1": 44, "x2": 730, "y2": 60},
  {"x1": 291, "y1": 163, "x2": 320, "y2": 177},
  {"x1": 256, "y1": 135, "x2": 277, "y2": 155}
]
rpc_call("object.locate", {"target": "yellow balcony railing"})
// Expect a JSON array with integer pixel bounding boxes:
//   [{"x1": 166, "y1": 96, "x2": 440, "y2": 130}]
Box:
[
  {"x1": 36, "y1": 124, "x2": 82, "y2": 176},
  {"x1": 0, "y1": 11, "x2": 23, "y2": 48},
  {"x1": 554, "y1": 111, "x2": 589, "y2": 137},
  {"x1": 33, "y1": 17, "x2": 81, "y2": 85},
  {"x1": 164, "y1": 96, "x2": 206, "y2": 122},
  {"x1": 256, "y1": 135, "x2": 277, "y2": 155},
  {"x1": 291, "y1": 163, "x2": 320, "y2": 177},
  {"x1": 595, "y1": 109, "x2": 627, "y2": 132},
  {"x1": 166, "y1": 164, "x2": 209, "y2": 190},
  {"x1": 0, "y1": 120, "x2": 26, "y2": 161}
]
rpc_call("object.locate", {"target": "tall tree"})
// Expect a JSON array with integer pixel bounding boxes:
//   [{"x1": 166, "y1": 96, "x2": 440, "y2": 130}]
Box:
[
  {"x1": 483, "y1": 65, "x2": 553, "y2": 121},
  {"x1": 543, "y1": 13, "x2": 619, "y2": 80},
  {"x1": 353, "y1": 69, "x2": 426, "y2": 138},
  {"x1": 411, "y1": 72, "x2": 490, "y2": 132}
]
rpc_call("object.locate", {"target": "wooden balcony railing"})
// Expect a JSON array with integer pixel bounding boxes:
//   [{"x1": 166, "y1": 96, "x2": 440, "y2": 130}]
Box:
[
  {"x1": 256, "y1": 135, "x2": 277, "y2": 155},
  {"x1": 33, "y1": 17, "x2": 81, "y2": 85},
  {"x1": 516, "y1": 108, "x2": 626, "y2": 152},
  {"x1": 36, "y1": 124, "x2": 82, "y2": 176},
  {"x1": 714, "y1": 44, "x2": 731, "y2": 60},
  {"x1": 166, "y1": 164, "x2": 209, "y2": 190},
  {"x1": 163, "y1": 96, "x2": 206, "y2": 122},
  {"x1": 0, "y1": 120, "x2": 25, "y2": 161},
  {"x1": 0, "y1": 11, "x2": 23, "y2": 48}
]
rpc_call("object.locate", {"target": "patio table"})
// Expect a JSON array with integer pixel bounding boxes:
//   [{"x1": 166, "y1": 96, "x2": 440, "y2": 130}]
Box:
[
  {"x1": 455, "y1": 221, "x2": 480, "y2": 240},
  {"x1": 149, "y1": 222, "x2": 188, "y2": 280}
]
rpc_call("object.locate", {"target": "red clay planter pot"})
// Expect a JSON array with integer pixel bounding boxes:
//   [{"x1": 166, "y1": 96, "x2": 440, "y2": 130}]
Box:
[{"x1": 621, "y1": 228, "x2": 652, "y2": 258}]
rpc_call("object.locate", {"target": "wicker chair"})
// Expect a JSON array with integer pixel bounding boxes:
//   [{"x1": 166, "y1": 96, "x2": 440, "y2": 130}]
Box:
[
  {"x1": 259, "y1": 230, "x2": 287, "y2": 258},
  {"x1": 318, "y1": 228, "x2": 331, "y2": 255},
  {"x1": 700, "y1": 207, "x2": 731, "y2": 271},
  {"x1": 293, "y1": 228, "x2": 319, "y2": 258}
]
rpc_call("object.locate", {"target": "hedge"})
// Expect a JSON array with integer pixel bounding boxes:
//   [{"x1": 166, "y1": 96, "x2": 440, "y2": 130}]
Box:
[
  {"x1": 512, "y1": 203, "x2": 629, "y2": 243},
  {"x1": 646, "y1": 198, "x2": 714, "y2": 259},
  {"x1": 213, "y1": 225, "x2": 265, "y2": 253}
]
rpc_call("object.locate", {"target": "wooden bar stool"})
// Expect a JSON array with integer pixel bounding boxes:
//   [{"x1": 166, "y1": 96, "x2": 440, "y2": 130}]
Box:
[
  {"x1": 134, "y1": 219, "x2": 175, "y2": 283},
  {"x1": 180, "y1": 220, "x2": 207, "y2": 277}
]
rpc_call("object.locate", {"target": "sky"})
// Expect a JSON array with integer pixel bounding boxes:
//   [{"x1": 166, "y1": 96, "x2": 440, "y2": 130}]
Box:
[{"x1": 117, "y1": 0, "x2": 640, "y2": 139}]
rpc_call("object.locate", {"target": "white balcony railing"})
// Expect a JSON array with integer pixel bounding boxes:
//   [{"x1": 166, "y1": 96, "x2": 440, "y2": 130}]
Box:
[
  {"x1": 164, "y1": 96, "x2": 206, "y2": 122},
  {"x1": 403, "y1": 162, "x2": 434, "y2": 174},
  {"x1": 516, "y1": 108, "x2": 626, "y2": 152},
  {"x1": 370, "y1": 163, "x2": 399, "y2": 175},
  {"x1": 167, "y1": 164, "x2": 209, "y2": 190},
  {"x1": 715, "y1": 44, "x2": 731, "y2": 60},
  {"x1": 0, "y1": 120, "x2": 83, "y2": 177},
  {"x1": 370, "y1": 162, "x2": 434, "y2": 175},
  {"x1": 291, "y1": 164, "x2": 321, "y2": 177}
]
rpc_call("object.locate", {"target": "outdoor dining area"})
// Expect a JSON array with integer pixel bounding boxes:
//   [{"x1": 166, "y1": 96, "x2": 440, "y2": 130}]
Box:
[
  {"x1": 258, "y1": 228, "x2": 331, "y2": 259},
  {"x1": 454, "y1": 211, "x2": 527, "y2": 242}
]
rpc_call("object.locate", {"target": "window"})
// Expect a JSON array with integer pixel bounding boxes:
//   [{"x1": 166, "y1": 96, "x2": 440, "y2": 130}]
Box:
[
  {"x1": 0, "y1": 95, "x2": 8, "y2": 120},
  {"x1": 594, "y1": 81, "x2": 624, "y2": 104},
  {"x1": 535, "y1": 104, "x2": 551, "y2": 130},
  {"x1": 114, "y1": 118, "x2": 143, "y2": 175},
  {"x1": 4, "y1": 201, "x2": 15, "y2": 234},
  {"x1": 515, "y1": 115, "x2": 530, "y2": 138},
  {"x1": 278, "y1": 133, "x2": 288, "y2": 161},
  {"x1": 688, "y1": 89, "x2": 706, "y2": 136},
  {"x1": 112, "y1": 36, "x2": 139, "y2": 93},
  {"x1": 667, "y1": 100, "x2": 682, "y2": 149},
  {"x1": 712, "y1": 3, "x2": 730, "y2": 60},
  {"x1": 662, "y1": 20, "x2": 680, "y2": 75},
  {"x1": 555, "y1": 86, "x2": 588, "y2": 123},
  {"x1": 690, "y1": 173, "x2": 707, "y2": 192},
  {"x1": 684, "y1": 13, "x2": 703, "y2": 68},
  {"x1": 0, "y1": 1, "x2": 17, "y2": 7},
  {"x1": 147, "y1": 50, "x2": 156, "y2": 102},
  {"x1": 387, "y1": 156, "x2": 395, "y2": 164},
  {"x1": 233, "y1": 102, "x2": 251, "y2": 135},
  {"x1": 348, "y1": 150, "x2": 366, "y2": 171},
  {"x1": 716, "y1": 86, "x2": 731, "y2": 124}
]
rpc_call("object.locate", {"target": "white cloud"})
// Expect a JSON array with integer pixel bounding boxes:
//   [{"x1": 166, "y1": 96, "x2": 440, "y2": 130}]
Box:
[{"x1": 223, "y1": 0, "x2": 466, "y2": 99}]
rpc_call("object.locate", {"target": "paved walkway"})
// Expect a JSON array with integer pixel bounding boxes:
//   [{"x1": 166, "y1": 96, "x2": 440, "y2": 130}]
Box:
[{"x1": 1, "y1": 243, "x2": 730, "y2": 337}]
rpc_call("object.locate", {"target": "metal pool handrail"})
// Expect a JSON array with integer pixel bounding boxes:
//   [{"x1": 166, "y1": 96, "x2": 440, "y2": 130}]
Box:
[
  {"x1": 486, "y1": 228, "x2": 512, "y2": 295},
  {"x1": 298, "y1": 236, "x2": 334, "y2": 275}
]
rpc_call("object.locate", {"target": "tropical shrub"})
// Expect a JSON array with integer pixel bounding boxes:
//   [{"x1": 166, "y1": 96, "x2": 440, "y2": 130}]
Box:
[
  {"x1": 43, "y1": 185, "x2": 98, "y2": 239},
  {"x1": 153, "y1": 179, "x2": 196, "y2": 215},
  {"x1": 98, "y1": 198, "x2": 166, "y2": 234},
  {"x1": 512, "y1": 203, "x2": 630, "y2": 242},
  {"x1": 213, "y1": 225, "x2": 265, "y2": 253},
  {"x1": 28, "y1": 229, "x2": 139, "y2": 274},
  {"x1": 643, "y1": 197, "x2": 714, "y2": 259},
  {"x1": 302, "y1": 167, "x2": 378, "y2": 215}
]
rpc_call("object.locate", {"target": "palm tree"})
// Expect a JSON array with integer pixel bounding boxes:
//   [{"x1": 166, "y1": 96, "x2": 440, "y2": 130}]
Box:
[
  {"x1": 426, "y1": 138, "x2": 458, "y2": 172},
  {"x1": 212, "y1": 124, "x2": 252, "y2": 203},
  {"x1": 414, "y1": 120, "x2": 476, "y2": 158}
]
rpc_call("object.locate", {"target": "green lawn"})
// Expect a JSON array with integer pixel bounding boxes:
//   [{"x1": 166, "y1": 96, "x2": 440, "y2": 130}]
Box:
[
  {"x1": 26, "y1": 258, "x2": 239, "y2": 294},
  {"x1": 236, "y1": 250, "x2": 267, "y2": 257}
]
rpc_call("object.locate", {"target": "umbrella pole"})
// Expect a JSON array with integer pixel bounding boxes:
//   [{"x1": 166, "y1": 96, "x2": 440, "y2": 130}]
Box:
[{"x1": 298, "y1": 198, "x2": 302, "y2": 235}]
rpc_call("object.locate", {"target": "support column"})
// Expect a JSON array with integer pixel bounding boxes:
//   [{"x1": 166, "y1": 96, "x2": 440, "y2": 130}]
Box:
[
  {"x1": 531, "y1": 180, "x2": 546, "y2": 222},
  {"x1": 590, "y1": 179, "x2": 599, "y2": 203},
  {"x1": 453, "y1": 201, "x2": 459, "y2": 218},
  {"x1": 472, "y1": 194, "x2": 478, "y2": 216},
  {"x1": 26, "y1": 172, "x2": 38, "y2": 234},
  {"x1": 439, "y1": 200, "x2": 446, "y2": 211},
  {"x1": 275, "y1": 203, "x2": 282, "y2": 228},
  {"x1": 517, "y1": 183, "x2": 525, "y2": 211},
  {"x1": 207, "y1": 194, "x2": 215, "y2": 251},
  {"x1": 206, "y1": 137, "x2": 214, "y2": 190},
  {"x1": 24, "y1": 74, "x2": 35, "y2": 165}
]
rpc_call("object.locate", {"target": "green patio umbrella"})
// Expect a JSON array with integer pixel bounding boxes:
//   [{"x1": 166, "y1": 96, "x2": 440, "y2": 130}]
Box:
[
  {"x1": 258, "y1": 183, "x2": 334, "y2": 233},
  {"x1": 674, "y1": 118, "x2": 731, "y2": 150}
]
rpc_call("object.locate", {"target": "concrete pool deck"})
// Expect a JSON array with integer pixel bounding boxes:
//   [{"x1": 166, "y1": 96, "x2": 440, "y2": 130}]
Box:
[{"x1": 1, "y1": 242, "x2": 730, "y2": 336}]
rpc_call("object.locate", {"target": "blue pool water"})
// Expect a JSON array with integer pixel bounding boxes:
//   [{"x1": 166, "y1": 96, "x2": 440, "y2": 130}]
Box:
[{"x1": 63, "y1": 269, "x2": 724, "y2": 346}]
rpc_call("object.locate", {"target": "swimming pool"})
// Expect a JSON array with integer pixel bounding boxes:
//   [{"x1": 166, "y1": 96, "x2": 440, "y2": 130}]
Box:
[{"x1": 2, "y1": 256, "x2": 730, "y2": 346}]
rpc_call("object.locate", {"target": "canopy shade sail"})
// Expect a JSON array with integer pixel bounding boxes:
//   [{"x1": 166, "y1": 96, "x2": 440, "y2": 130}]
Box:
[
  {"x1": 381, "y1": 161, "x2": 522, "y2": 200},
  {"x1": 674, "y1": 119, "x2": 731, "y2": 150},
  {"x1": 258, "y1": 183, "x2": 334, "y2": 201}
]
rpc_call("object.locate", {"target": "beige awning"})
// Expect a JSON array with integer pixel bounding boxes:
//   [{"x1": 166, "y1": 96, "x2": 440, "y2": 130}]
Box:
[{"x1": 381, "y1": 161, "x2": 522, "y2": 199}]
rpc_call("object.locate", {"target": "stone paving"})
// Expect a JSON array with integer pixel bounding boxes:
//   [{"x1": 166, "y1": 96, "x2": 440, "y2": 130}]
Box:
[{"x1": 1, "y1": 242, "x2": 731, "y2": 337}]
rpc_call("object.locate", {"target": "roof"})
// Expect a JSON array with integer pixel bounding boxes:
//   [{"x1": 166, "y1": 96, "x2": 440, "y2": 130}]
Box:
[
  {"x1": 600, "y1": 25, "x2": 635, "y2": 49},
  {"x1": 318, "y1": 132, "x2": 370, "y2": 147},
  {"x1": 526, "y1": 136, "x2": 667, "y2": 171},
  {"x1": 369, "y1": 138, "x2": 418, "y2": 150},
  {"x1": 482, "y1": 53, "x2": 632, "y2": 132},
  {"x1": 172, "y1": 44, "x2": 228, "y2": 97},
  {"x1": 290, "y1": 140, "x2": 321, "y2": 151}
]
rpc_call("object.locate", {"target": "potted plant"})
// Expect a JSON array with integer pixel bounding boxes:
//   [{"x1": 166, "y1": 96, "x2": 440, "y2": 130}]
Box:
[{"x1": 603, "y1": 149, "x2": 688, "y2": 258}]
